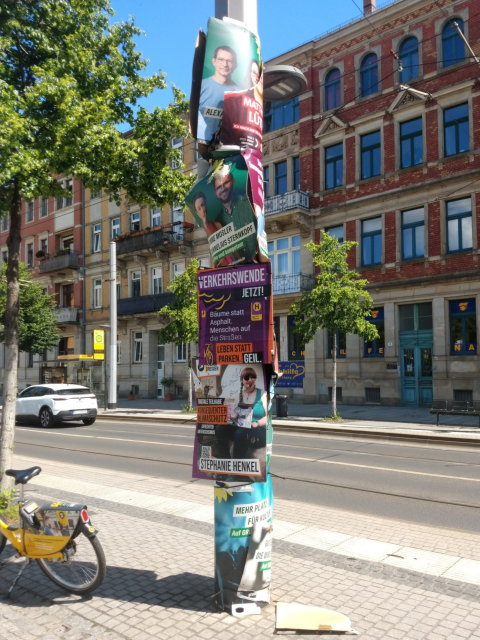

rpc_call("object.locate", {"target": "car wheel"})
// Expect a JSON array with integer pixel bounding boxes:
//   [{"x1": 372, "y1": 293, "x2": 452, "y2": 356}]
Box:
[
  {"x1": 39, "y1": 407, "x2": 55, "y2": 428},
  {"x1": 82, "y1": 418, "x2": 96, "y2": 426}
]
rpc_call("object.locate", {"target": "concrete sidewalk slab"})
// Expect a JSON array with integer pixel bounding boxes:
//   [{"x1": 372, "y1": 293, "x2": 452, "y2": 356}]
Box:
[{"x1": 1, "y1": 454, "x2": 480, "y2": 640}]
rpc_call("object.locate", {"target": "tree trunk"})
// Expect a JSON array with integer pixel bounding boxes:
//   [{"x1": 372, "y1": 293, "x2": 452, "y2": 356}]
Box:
[
  {"x1": 332, "y1": 331, "x2": 337, "y2": 417},
  {"x1": 188, "y1": 342, "x2": 192, "y2": 411},
  {"x1": 0, "y1": 182, "x2": 22, "y2": 493}
]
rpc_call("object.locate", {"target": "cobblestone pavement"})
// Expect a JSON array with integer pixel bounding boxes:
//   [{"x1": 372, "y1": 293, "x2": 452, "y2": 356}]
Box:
[{"x1": 1, "y1": 454, "x2": 480, "y2": 640}]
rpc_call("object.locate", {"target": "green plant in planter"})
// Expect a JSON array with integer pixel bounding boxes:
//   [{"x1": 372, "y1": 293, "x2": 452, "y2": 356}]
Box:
[
  {"x1": 160, "y1": 376, "x2": 175, "y2": 395},
  {"x1": 55, "y1": 249, "x2": 65, "y2": 257},
  {"x1": 35, "y1": 250, "x2": 45, "y2": 259}
]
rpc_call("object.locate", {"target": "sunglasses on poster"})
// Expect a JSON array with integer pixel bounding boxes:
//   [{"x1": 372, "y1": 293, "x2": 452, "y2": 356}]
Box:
[{"x1": 242, "y1": 374, "x2": 257, "y2": 381}]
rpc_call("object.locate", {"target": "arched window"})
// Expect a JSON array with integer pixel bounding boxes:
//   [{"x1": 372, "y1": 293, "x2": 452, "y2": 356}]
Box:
[
  {"x1": 325, "y1": 68, "x2": 341, "y2": 110},
  {"x1": 360, "y1": 53, "x2": 378, "y2": 97},
  {"x1": 442, "y1": 19, "x2": 466, "y2": 68},
  {"x1": 399, "y1": 36, "x2": 419, "y2": 83}
]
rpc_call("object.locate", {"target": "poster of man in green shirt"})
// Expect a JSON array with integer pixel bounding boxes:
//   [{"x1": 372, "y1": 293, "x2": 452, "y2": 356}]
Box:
[{"x1": 185, "y1": 154, "x2": 260, "y2": 267}]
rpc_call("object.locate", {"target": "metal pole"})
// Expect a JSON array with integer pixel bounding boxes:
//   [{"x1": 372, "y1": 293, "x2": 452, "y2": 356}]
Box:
[
  {"x1": 108, "y1": 241, "x2": 117, "y2": 409},
  {"x1": 104, "y1": 334, "x2": 108, "y2": 410},
  {"x1": 215, "y1": 0, "x2": 258, "y2": 34}
]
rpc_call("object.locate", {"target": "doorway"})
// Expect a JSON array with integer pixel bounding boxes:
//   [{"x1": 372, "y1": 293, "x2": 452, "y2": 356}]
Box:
[
  {"x1": 157, "y1": 344, "x2": 165, "y2": 398},
  {"x1": 399, "y1": 302, "x2": 433, "y2": 407}
]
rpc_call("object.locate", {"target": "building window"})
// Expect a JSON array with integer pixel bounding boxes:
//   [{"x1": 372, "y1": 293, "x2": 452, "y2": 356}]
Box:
[
  {"x1": 446, "y1": 197, "x2": 472, "y2": 253},
  {"x1": 172, "y1": 206, "x2": 184, "y2": 239},
  {"x1": 116, "y1": 282, "x2": 121, "y2": 300},
  {"x1": 117, "y1": 334, "x2": 122, "y2": 364},
  {"x1": 59, "y1": 336, "x2": 74, "y2": 356},
  {"x1": 133, "y1": 332, "x2": 143, "y2": 362},
  {"x1": 450, "y1": 299, "x2": 476, "y2": 355},
  {"x1": 399, "y1": 302, "x2": 432, "y2": 331},
  {"x1": 325, "y1": 68, "x2": 341, "y2": 110},
  {"x1": 90, "y1": 188, "x2": 101, "y2": 199},
  {"x1": 151, "y1": 267, "x2": 162, "y2": 295},
  {"x1": 361, "y1": 217, "x2": 382, "y2": 266},
  {"x1": 400, "y1": 118, "x2": 423, "y2": 168},
  {"x1": 1, "y1": 216, "x2": 8, "y2": 232},
  {"x1": 111, "y1": 218, "x2": 120, "y2": 239},
  {"x1": 264, "y1": 96, "x2": 299, "y2": 133},
  {"x1": 402, "y1": 207, "x2": 424, "y2": 260},
  {"x1": 274, "y1": 161, "x2": 288, "y2": 195},
  {"x1": 62, "y1": 236, "x2": 74, "y2": 251},
  {"x1": 325, "y1": 143, "x2": 343, "y2": 190},
  {"x1": 40, "y1": 197, "x2": 48, "y2": 218},
  {"x1": 93, "y1": 279, "x2": 102, "y2": 308},
  {"x1": 198, "y1": 256, "x2": 211, "y2": 269},
  {"x1": 263, "y1": 166, "x2": 270, "y2": 197},
  {"x1": 273, "y1": 316, "x2": 280, "y2": 346},
  {"x1": 131, "y1": 271, "x2": 141, "y2": 297},
  {"x1": 2, "y1": 250, "x2": 8, "y2": 263},
  {"x1": 328, "y1": 330, "x2": 346, "y2": 358},
  {"x1": 176, "y1": 342, "x2": 187, "y2": 362},
  {"x1": 268, "y1": 235, "x2": 300, "y2": 278},
  {"x1": 65, "y1": 179, "x2": 73, "y2": 207},
  {"x1": 365, "y1": 308, "x2": 385, "y2": 357},
  {"x1": 92, "y1": 223, "x2": 101, "y2": 253},
  {"x1": 442, "y1": 19, "x2": 465, "y2": 68},
  {"x1": 40, "y1": 237, "x2": 48, "y2": 255},
  {"x1": 398, "y1": 36, "x2": 419, "y2": 83},
  {"x1": 444, "y1": 103, "x2": 469, "y2": 157},
  {"x1": 361, "y1": 131, "x2": 381, "y2": 179},
  {"x1": 130, "y1": 212, "x2": 140, "y2": 232},
  {"x1": 325, "y1": 225, "x2": 344, "y2": 243},
  {"x1": 62, "y1": 284, "x2": 74, "y2": 308},
  {"x1": 26, "y1": 200, "x2": 34, "y2": 223},
  {"x1": 171, "y1": 138, "x2": 183, "y2": 170},
  {"x1": 26, "y1": 243, "x2": 34, "y2": 268},
  {"x1": 292, "y1": 157, "x2": 300, "y2": 190},
  {"x1": 56, "y1": 189, "x2": 63, "y2": 211},
  {"x1": 173, "y1": 262, "x2": 185, "y2": 279},
  {"x1": 151, "y1": 207, "x2": 161, "y2": 228},
  {"x1": 360, "y1": 53, "x2": 378, "y2": 97},
  {"x1": 288, "y1": 316, "x2": 305, "y2": 360},
  {"x1": 27, "y1": 352, "x2": 34, "y2": 368}
]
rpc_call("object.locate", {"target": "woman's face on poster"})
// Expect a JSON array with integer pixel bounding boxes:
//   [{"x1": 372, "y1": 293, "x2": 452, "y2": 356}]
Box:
[{"x1": 241, "y1": 369, "x2": 257, "y2": 391}]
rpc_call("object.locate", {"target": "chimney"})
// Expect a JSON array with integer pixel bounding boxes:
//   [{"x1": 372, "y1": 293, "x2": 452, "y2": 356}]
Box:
[{"x1": 364, "y1": 0, "x2": 376, "y2": 14}]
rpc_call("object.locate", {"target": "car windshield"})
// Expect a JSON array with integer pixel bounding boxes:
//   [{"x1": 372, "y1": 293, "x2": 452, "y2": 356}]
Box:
[{"x1": 54, "y1": 388, "x2": 93, "y2": 396}]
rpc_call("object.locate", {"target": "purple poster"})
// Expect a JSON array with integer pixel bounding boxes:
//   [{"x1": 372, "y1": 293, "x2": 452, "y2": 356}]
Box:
[{"x1": 197, "y1": 263, "x2": 273, "y2": 367}]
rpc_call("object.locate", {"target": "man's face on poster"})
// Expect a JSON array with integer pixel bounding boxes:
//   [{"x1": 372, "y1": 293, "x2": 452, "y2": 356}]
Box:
[
  {"x1": 214, "y1": 174, "x2": 234, "y2": 204},
  {"x1": 212, "y1": 49, "x2": 236, "y2": 80},
  {"x1": 194, "y1": 196, "x2": 207, "y2": 223}
]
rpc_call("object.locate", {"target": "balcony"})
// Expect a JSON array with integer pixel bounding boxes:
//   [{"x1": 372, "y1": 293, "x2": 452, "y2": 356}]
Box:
[
  {"x1": 39, "y1": 251, "x2": 79, "y2": 273},
  {"x1": 272, "y1": 273, "x2": 314, "y2": 296},
  {"x1": 264, "y1": 190, "x2": 309, "y2": 216},
  {"x1": 55, "y1": 307, "x2": 79, "y2": 323},
  {"x1": 116, "y1": 223, "x2": 194, "y2": 257},
  {"x1": 117, "y1": 292, "x2": 175, "y2": 316}
]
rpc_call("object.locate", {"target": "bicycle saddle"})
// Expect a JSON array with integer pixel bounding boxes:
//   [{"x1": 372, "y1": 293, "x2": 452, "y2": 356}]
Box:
[{"x1": 5, "y1": 466, "x2": 42, "y2": 485}]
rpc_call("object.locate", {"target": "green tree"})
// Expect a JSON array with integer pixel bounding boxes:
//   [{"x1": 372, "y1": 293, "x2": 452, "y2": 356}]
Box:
[
  {"x1": 158, "y1": 259, "x2": 198, "y2": 411},
  {"x1": 290, "y1": 233, "x2": 378, "y2": 418},
  {"x1": 0, "y1": 262, "x2": 59, "y2": 353},
  {"x1": 0, "y1": 0, "x2": 195, "y2": 490}
]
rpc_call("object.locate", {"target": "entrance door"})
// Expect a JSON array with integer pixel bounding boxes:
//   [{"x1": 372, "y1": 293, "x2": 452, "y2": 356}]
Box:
[
  {"x1": 401, "y1": 346, "x2": 433, "y2": 407},
  {"x1": 157, "y1": 344, "x2": 165, "y2": 398}
]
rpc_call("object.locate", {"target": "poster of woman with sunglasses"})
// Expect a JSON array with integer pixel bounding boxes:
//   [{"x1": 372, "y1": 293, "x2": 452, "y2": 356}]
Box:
[{"x1": 192, "y1": 363, "x2": 268, "y2": 482}]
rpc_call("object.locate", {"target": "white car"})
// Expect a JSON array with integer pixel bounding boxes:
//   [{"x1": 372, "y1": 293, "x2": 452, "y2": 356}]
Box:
[{"x1": 16, "y1": 384, "x2": 98, "y2": 427}]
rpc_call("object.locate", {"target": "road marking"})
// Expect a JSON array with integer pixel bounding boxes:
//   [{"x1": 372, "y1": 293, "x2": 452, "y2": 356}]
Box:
[{"x1": 19, "y1": 429, "x2": 480, "y2": 482}]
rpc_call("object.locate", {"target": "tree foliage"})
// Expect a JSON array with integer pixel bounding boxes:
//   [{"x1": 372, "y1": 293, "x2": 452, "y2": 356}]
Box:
[
  {"x1": 0, "y1": 262, "x2": 59, "y2": 353},
  {"x1": 158, "y1": 259, "x2": 199, "y2": 347},
  {"x1": 290, "y1": 233, "x2": 378, "y2": 416}
]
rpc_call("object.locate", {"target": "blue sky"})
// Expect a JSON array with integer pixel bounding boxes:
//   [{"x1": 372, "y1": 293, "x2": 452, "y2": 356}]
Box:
[{"x1": 111, "y1": 0, "x2": 368, "y2": 124}]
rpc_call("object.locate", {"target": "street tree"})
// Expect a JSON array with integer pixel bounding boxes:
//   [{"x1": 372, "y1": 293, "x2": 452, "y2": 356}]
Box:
[
  {"x1": 290, "y1": 232, "x2": 378, "y2": 417},
  {"x1": 0, "y1": 0, "x2": 195, "y2": 490},
  {"x1": 0, "y1": 263, "x2": 59, "y2": 354},
  {"x1": 158, "y1": 259, "x2": 199, "y2": 411}
]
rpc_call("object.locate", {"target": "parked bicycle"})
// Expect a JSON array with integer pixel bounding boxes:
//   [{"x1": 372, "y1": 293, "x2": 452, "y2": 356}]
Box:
[{"x1": 0, "y1": 466, "x2": 106, "y2": 597}]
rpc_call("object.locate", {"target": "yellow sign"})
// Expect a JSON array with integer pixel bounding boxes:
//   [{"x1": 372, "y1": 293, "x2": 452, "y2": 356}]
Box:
[
  {"x1": 94, "y1": 330, "x2": 105, "y2": 351},
  {"x1": 251, "y1": 301, "x2": 262, "y2": 321},
  {"x1": 58, "y1": 355, "x2": 79, "y2": 360},
  {"x1": 79, "y1": 354, "x2": 94, "y2": 360},
  {"x1": 94, "y1": 353, "x2": 105, "y2": 360}
]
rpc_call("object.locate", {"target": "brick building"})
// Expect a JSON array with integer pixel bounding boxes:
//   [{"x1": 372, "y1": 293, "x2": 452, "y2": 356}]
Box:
[{"x1": 267, "y1": 0, "x2": 480, "y2": 406}]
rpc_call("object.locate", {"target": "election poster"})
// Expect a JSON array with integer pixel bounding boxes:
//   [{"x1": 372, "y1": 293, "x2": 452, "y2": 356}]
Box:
[
  {"x1": 197, "y1": 263, "x2": 273, "y2": 367},
  {"x1": 185, "y1": 151, "x2": 267, "y2": 267},
  {"x1": 191, "y1": 17, "x2": 262, "y2": 149},
  {"x1": 214, "y1": 475, "x2": 273, "y2": 614},
  {"x1": 192, "y1": 361, "x2": 270, "y2": 483}
]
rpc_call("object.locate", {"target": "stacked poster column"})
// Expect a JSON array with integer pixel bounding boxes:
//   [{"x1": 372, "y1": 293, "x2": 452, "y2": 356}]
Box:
[{"x1": 187, "y1": 16, "x2": 276, "y2": 616}]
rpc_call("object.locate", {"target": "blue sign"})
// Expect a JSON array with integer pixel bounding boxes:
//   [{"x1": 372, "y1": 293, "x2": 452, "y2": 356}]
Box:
[
  {"x1": 278, "y1": 361, "x2": 305, "y2": 387},
  {"x1": 450, "y1": 299, "x2": 476, "y2": 315},
  {"x1": 368, "y1": 307, "x2": 384, "y2": 321}
]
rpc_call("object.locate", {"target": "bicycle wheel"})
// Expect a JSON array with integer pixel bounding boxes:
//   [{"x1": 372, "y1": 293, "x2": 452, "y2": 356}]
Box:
[
  {"x1": 0, "y1": 531, "x2": 6, "y2": 556},
  {"x1": 36, "y1": 533, "x2": 106, "y2": 594}
]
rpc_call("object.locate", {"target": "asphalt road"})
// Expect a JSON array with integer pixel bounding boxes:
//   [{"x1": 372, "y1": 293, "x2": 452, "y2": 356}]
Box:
[{"x1": 12, "y1": 418, "x2": 480, "y2": 533}]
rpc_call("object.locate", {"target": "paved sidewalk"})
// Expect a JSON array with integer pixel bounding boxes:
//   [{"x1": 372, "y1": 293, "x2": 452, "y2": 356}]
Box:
[{"x1": 1, "y1": 454, "x2": 480, "y2": 639}]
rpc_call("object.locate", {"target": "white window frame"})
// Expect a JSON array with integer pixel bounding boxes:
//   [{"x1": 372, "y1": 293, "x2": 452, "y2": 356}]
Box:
[
  {"x1": 111, "y1": 218, "x2": 120, "y2": 239},
  {"x1": 93, "y1": 223, "x2": 101, "y2": 253},
  {"x1": 151, "y1": 267, "x2": 163, "y2": 295},
  {"x1": 198, "y1": 255, "x2": 211, "y2": 269},
  {"x1": 39, "y1": 237, "x2": 48, "y2": 254},
  {"x1": 172, "y1": 261, "x2": 185, "y2": 280},
  {"x1": 40, "y1": 197, "x2": 48, "y2": 218},
  {"x1": 171, "y1": 138, "x2": 183, "y2": 170},
  {"x1": 116, "y1": 281, "x2": 121, "y2": 300},
  {"x1": 62, "y1": 236, "x2": 74, "y2": 250},
  {"x1": 26, "y1": 200, "x2": 34, "y2": 223},
  {"x1": 133, "y1": 332, "x2": 143, "y2": 363},
  {"x1": 176, "y1": 342, "x2": 187, "y2": 362},
  {"x1": 268, "y1": 235, "x2": 301, "y2": 277},
  {"x1": 1, "y1": 216, "x2": 8, "y2": 232},
  {"x1": 26, "y1": 242, "x2": 34, "y2": 268},
  {"x1": 65, "y1": 179, "x2": 73, "y2": 207},
  {"x1": 151, "y1": 207, "x2": 161, "y2": 228},
  {"x1": 93, "y1": 278, "x2": 102, "y2": 308},
  {"x1": 130, "y1": 211, "x2": 140, "y2": 232},
  {"x1": 131, "y1": 271, "x2": 141, "y2": 297}
]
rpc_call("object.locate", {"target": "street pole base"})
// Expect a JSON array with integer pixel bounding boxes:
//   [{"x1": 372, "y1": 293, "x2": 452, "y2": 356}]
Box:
[{"x1": 107, "y1": 403, "x2": 117, "y2": 409}]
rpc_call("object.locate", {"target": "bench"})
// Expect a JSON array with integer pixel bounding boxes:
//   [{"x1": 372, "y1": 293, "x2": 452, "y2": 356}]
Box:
[{"x1": 429, "y1": 400, "x2": 480, "y2": 426}]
